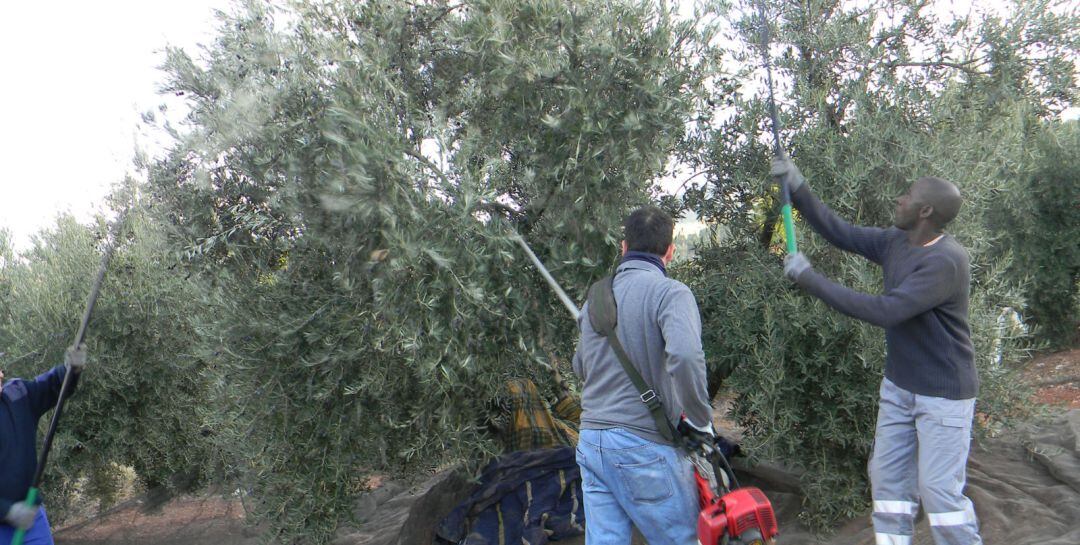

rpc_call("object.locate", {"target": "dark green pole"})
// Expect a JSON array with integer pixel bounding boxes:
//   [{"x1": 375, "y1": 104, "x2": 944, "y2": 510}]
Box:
[
  {"x1": 759, "y1": 0, "x2": 798, "y2": 255},
  {"x1": 12, "y1": 214, "x2": 124, "y2": 545}
]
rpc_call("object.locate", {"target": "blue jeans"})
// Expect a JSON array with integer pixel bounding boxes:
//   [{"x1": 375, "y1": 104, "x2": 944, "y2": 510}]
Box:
[
  {"x1": 575, "y1": 428, "x2": 698, "y2": 545},
  {"x1": 0, "y1": 506, "x2": 54, "y2": 545}
]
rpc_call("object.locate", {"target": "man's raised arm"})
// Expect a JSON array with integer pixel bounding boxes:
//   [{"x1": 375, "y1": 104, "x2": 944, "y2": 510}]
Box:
[{"x1": 773, "y1": 156, "x2": 891, "y2": 264}]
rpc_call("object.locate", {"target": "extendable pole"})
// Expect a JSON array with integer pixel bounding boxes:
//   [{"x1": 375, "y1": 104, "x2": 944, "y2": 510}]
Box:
[
  {"x1": 12, "y1": 214, "x2": 125, "y2": 545},
  {"x1": 511, "y1": 233, "x2": 581, "y2": 321},
  {"x1": 758, "y1": 0, "x2": 798, "y2": 255}
]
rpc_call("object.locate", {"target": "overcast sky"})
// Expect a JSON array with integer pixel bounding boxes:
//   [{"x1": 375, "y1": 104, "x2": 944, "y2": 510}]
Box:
[
  {"x1": 0, "y1": 1, "x2": 1073, "y2": 249},
  {"x1": 0, "y1": 0, "x2": 226, "y2": 249}
]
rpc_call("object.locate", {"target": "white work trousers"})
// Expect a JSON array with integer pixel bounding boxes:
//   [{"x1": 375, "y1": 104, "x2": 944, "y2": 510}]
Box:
[{"x1": 869, "y1": 378, "x2": 982, "y2": 545}]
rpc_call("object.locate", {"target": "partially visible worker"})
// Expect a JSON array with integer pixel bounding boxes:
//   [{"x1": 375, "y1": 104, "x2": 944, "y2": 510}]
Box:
[{"x1": 1, "y1": 345, "x2": 87, "y2": 545}]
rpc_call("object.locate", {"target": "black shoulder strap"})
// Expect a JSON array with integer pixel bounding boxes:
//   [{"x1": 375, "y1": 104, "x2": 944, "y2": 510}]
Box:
[{"x1": 587, "y1": 274, "x2": 679, "y2": 445}]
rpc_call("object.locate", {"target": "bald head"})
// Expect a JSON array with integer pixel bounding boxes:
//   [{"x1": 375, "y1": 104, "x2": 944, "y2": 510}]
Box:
[
  {"x1": 914, "y1": 176, "x2": 963, "y2": 228},
  {"x1": 893, "y1": 176, "x2": 963, "y2": 231}
]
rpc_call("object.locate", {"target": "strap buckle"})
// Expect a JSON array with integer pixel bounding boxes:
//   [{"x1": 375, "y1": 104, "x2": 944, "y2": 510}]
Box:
[{"x1": 639, "y1": 389, "x2": 657, "y2": 404}]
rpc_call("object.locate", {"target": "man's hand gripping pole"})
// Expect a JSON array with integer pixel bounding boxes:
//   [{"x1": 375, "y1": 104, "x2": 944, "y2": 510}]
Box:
[{"x1": 758, "y1": 0, "x2": 798, "y2": 255}]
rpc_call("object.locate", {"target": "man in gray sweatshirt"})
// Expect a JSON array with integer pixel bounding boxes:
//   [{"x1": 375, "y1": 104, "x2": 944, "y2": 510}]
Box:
[
  {"x1": 572, "y1": 205, "x2": 712, "y2": 545},
  {"x1": 773, "y1": 156, "x2": 981, "y2": 545}
]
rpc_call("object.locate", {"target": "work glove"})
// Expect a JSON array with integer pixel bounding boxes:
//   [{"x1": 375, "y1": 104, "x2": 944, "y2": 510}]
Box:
[
  {"x1": 4, "y1": 502, "x2": 37, "y2": 531},
  {"x1": 677, "y1": 417, "x2": 715, "y2": 452},
  {"x1": 65, "y1": 343, "x2": 87, "y2": 374},
  {"x1": 783, "y1": 252, "x2": 813, "y2": 282},
  {"x1": 770, "y1": 153, "x2": 806, "y2": 194}
]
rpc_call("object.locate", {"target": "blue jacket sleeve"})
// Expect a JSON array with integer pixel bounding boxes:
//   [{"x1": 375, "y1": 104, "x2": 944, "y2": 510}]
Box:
[
  {"x1": 791, "y1": 185, "x2": 892, "y2": 264},
  {"x1": 796, "y1": 255, "x2": 958, "y2": 328},
  {"x1": 25, "y1": 365, "x2": 79, "y2": 420},
  {"x1": 0, "y1": 498, "x2": 12, "y2": 519}
]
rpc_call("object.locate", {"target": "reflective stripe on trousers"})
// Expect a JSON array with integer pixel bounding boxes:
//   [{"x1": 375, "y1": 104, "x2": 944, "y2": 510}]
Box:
[{"x1": 869, "y1": 378, "x2": 982, "y2": 545}]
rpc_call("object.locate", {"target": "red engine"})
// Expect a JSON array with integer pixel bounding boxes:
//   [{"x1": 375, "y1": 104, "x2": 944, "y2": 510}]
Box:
[{"x1": 696, "y1": 474, "x2": 778, "y2": 545}]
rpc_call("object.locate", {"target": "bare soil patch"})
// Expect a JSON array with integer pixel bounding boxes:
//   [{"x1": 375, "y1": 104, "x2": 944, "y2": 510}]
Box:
[
  {"x1": 1024, "y1": 348, "x2": 1080, "y2": 409},
  {"x1": 54, "y1": 496, "x2": 258, "y2": 545}
]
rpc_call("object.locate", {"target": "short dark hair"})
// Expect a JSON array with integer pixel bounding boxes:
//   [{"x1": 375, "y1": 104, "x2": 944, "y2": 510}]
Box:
[{"x1": 623, "y1": 206, "x2": 674, "y2": 255}]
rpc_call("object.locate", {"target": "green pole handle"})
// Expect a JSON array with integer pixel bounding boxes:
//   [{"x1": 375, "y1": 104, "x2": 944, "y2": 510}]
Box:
[
  {"x1": 10, "y1": 487, "x2": 39, "y2": 545},
  {"x1": 758, "y1": 0, "x2": 798, "y2": 255},
  {"x1": 782, "y1": 203, "x2": 797, "y2": 254}
]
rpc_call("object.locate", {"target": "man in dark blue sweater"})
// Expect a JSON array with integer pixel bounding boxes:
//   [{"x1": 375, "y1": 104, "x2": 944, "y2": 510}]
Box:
[
  {"x1": 0, "y1": 346, "x2": 85, "y2": 545},
  {"x1": 773, "y1": 156, "x2": 981, "y2": 545}
]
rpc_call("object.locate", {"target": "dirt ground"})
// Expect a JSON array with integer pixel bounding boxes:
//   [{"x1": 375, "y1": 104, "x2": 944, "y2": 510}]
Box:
[
  {"x1": 53, "y1": 496, "x2": 258, "y2": 545},
  {"x1": 1023, "y1": 347, "x2": 1080, "y2": 409},
  {"x1": 53, "y1": 348, "x2": 1080, "y2": 545}
]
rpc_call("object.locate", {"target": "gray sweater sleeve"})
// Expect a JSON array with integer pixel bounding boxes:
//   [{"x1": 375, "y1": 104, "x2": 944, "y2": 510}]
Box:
[
  {"x1": 572, "y1": 304, "x2": 586, "y2": 381},
  {"x1": 796, "y1": 255, "x2": 959, "y2": 328},
  {"x1": 792, "y1": 185, "x2": 891, "y2": 264},
  {"x1": 657, "y1": 284, "x2": 711, "y2": 429}
]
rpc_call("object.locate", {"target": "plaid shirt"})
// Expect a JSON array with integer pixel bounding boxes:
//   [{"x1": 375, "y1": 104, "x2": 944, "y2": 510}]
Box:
[{"x1": 501, "y1": 378, "x2": 581, "y2": 452}]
